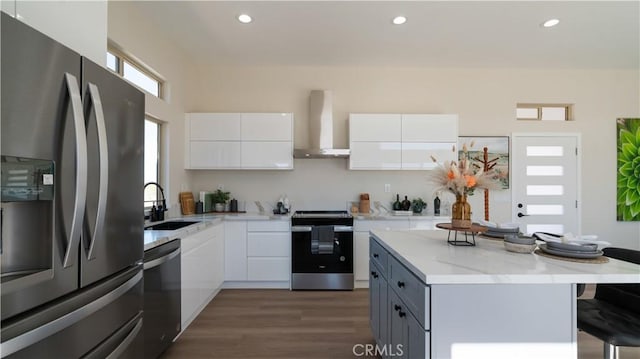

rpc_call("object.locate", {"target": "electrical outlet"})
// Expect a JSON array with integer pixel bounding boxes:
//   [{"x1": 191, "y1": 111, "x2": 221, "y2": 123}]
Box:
[
  {"x1": 217, "y1": 184, "x2": 224, "y2": 191},
  {"x1": 384, "y1": 184, "x2": 391, "y2": 193}
]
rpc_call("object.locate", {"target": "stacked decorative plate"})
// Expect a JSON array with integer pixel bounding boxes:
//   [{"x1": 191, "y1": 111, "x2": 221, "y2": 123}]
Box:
[
  {"x1": 538, "y1": 241, "x2": 603, "y2": 259},
  {"x1": 482, "y1": 225, "x2": 520, "y2": 239}
]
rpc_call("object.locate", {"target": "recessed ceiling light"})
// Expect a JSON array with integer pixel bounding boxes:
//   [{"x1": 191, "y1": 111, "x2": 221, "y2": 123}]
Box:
[
  {"x1": 392, "y1": 16, "x2": 407, "y2": 25},
  {"x1": 238, "y1": 14, "x2": 252, "y2": 24},
  {"x1": 542, "y1": 18, "x2": 560, "y2": 28}
]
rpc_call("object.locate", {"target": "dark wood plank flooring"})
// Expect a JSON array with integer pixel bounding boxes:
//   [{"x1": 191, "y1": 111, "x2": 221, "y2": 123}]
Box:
[
  {"x1": 161, "y1": 289, "x2": 375, "y2": 358},
  {"x1": 161, "y1": 288, "x2": 640, "y2": 359}
]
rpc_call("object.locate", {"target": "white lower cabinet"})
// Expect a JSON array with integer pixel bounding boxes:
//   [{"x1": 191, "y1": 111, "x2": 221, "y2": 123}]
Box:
[
  {"x1": 224, "y1": 221, "x2": 248, "y2": 281},
  {"x1": 181, "y1": 222, "x2": 224, "y2": 331},
  {"x1": 370, "y1": 236, "x2": 430, "y2": 358},
  {"x1": 246, "y1": 221, "x2": 290, "y2": 282},
  {"x1": 224, "y1": 219, "x2": 291, "y2": 287}
]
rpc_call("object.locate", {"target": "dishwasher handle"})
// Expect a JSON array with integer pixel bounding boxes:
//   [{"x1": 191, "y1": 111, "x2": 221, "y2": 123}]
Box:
[{"x1": 143, "y1": 247, "x2": 180, "y2": 270}]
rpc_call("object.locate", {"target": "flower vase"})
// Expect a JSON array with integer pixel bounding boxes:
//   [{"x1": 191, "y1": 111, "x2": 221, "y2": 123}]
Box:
[{"x1": 451, "y1": 194, "x2": 472, "y2": 228}]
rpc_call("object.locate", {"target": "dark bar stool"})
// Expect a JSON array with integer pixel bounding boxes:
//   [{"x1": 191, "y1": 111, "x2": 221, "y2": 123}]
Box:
[{"x1": 577, "y1": 247, "x2": 640, "y2": 359}]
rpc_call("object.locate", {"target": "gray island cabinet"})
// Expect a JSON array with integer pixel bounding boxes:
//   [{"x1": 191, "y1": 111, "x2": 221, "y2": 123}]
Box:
[{"x1": 369, "y1": 229, "x2": 640, "y2": 359}]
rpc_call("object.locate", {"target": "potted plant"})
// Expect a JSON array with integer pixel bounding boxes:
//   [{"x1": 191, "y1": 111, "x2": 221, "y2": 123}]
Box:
[
  {"x1": 412, "y1": 198, "x2": 426, "y2": 214},
  {"x1": 211, "y1": 189, "x2": 230, "y2": 212}
]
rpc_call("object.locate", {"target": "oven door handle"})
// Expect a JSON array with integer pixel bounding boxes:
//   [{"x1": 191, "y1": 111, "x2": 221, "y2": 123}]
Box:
[{"x1": 291, "y1": 225, "x2": 353, "y2": 233}]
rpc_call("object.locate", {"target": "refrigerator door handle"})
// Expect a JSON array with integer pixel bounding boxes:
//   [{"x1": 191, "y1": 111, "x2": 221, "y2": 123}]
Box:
[
  {"x1": 104, "y1": 316, "x2": 143, "y2": 359},
  {"x1": 0, "y1": 271, "x2": 142, "y2": 357},
  {"x1": 85, "y1": 83, "x2": 109, "y2": 260},
  {"x1": 63, "y1": 73, "x2": 88, "y2": 269}
]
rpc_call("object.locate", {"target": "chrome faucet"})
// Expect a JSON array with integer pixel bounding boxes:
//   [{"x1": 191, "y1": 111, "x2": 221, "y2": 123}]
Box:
[{"x1": 144, "y1": 182, "x2": 167, "y2": 221}]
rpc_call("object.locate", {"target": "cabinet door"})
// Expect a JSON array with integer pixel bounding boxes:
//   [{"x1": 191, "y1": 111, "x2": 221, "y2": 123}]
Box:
[
  {"x1": 247, "y1": 232, "x2": 290, "y2": 257},
  {"x1": 241, "y1": 141, "x2": 292, "y2": 169},
  {"x1": 401, "y1": 114, "x2": 458, "y2": 142},
  {"x1": 370, "y1": 261, "x2": 388, "y2": 346},
  {"x1": 241, "y1": 113, "x2": 292, "y2": 141},
  {"x1": 401, "y1": 142, "x2": 457, "y2": 170},
  {"x1": 355, "y1": 232, "x2": 370, "y2": 281},
  {"x1": 188, "y1": 113, "x2": 241, "y2": 141},
  {"x1": 203, "y1": 223, "x2": 225, "y2": 297},
  {"x1": 349, "y1": 142, "x2": 401, "y2": 170},
  {"x1": 189, "y1": 141, "x2": 241, "y2": 168},
  {"x1": 389, "y1": 290, "x2": 409, "y2": 359},
  {"x1": 224, "y1": 221, "x2": 247, "y2": 280},
  {"x1": 247, "y1": 257, "x2": 289, "y2": 281},
  {"x1": 350, "y1": 114, "x2": 401, "y2": 141},
  {"x1": 181, "y1": 245, "x2": 201, "y2": 329}
]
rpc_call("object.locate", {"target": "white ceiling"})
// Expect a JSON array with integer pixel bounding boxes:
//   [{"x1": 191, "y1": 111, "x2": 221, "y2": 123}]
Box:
[{"x1": 131, "y1": 1, "x2": 639, "y2": 69}]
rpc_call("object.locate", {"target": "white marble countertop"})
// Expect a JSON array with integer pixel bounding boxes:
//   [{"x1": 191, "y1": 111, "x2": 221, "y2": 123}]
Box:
[
  {"x1": 370, "y1": 229, "x2": 640, "y2": 285},
  {"x1": 143, "y1": 218, "x2": 221, "y2": 251},
  {"x1": 354, "y1": 213, "x2": 443, "y2": 221}
]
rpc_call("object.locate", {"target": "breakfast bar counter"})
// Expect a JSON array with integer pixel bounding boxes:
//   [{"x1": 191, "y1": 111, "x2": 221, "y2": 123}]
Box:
[{"x1": 368, "y1": 229, "x2": 640, "y2": 359}]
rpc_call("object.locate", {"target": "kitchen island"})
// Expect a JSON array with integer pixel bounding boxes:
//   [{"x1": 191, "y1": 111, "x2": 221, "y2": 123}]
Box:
[{"x1": 369, "y1": 229, "x2": 640, "y2": 359}]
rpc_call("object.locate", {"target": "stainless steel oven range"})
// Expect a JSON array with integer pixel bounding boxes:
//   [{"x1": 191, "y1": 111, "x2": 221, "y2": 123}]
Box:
[{"x1": 291, "y1": 211, "x2": 354, "y2": 290}]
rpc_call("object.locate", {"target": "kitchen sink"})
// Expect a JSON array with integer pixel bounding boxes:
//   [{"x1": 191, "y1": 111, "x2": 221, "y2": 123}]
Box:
[{"x1": 144, "y1": 220, "x2": 200, "y2": 231}]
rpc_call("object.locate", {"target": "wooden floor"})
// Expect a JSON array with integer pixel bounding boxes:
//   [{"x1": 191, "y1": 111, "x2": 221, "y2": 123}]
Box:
[{"x1": 161, "y1": 288, "x2": 640, "y2": 359}]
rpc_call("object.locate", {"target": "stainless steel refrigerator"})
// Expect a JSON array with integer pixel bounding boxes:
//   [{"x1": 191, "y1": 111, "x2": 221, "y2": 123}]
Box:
[{"x1": 1, "y1": 12, "x2": 145, "y2": 358}]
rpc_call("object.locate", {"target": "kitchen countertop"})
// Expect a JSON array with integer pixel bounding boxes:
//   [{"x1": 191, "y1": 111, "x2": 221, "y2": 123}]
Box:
[
  {"x1": 370, "y1": 229, "x2": 640, "y2": 285},
  {"x1": 354, "y1": 213, "x2": 444, "y2": 221},
  {"x1": 144, "y1": 218, "x2": 221, "y2": 251}
]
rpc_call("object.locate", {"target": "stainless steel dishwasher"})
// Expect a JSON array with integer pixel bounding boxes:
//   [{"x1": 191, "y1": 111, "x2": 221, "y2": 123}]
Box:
[{"x1": 143, "y1": 239, "x2": 181, "y2": 359}]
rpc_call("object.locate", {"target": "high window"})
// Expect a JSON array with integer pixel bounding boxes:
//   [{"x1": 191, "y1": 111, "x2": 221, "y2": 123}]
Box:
[
  {"x1": 516, "y1": 104, "x2": 573, "y2": 121},
  {"x1": 106, "y1": 50, "x2": 162, "y2": 98}
]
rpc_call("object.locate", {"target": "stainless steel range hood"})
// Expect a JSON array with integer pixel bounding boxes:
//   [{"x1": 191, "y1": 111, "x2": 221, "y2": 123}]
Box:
[{"x1": 293, "y1": 90, "x2": 350, "y2": 158}]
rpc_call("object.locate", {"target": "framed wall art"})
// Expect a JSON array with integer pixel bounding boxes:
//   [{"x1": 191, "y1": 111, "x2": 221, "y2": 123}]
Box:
[
  {"x1": 458, "y1": 136, "x2": 510, "y2": 189},
  {"x1": 617, "y1": 118, "x2": 640, "y2": 221}
]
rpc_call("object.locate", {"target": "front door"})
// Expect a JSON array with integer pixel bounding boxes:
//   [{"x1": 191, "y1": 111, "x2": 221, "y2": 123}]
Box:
[{"x1": 512, "y1": 134, "x2": 580, "y2": 236}]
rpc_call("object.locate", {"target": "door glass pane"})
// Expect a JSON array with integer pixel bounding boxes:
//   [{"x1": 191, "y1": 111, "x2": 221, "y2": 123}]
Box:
[
  {"x1": 526, "y1": 224, "x2": 564, "y2": 235},
  {"x1": 526, "y1": 146, "x2": 563, "y2": 156},
  {"x1": 527, "y1": 204, "x2": 563, "y2": 215},
  {"x1": 526, "y1": 166, "x2": 563, "y2": 176},
  {"x1": 527, "y1": 185, "x2": 564, "y2": 196}
]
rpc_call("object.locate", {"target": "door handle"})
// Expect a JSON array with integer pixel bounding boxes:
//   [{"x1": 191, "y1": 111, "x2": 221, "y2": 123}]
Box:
[
  {"x1": 85, "y1": 83, "x2": 109, "y2": 261},
  {"x1": 63, "y1": 73, "x2": 88, "y2": 269},
  {"x1": 517, "y1": 213, "x2": 529, "y2": 218}
]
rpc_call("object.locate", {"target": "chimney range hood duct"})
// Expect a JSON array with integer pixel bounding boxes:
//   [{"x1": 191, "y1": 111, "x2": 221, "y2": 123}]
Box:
[{"x1": 294, "y1": 90, "x2": 350, "y2": 159}]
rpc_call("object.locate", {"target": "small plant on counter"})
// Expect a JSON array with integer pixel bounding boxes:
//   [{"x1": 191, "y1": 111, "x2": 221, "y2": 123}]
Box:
[
  {"x1": 412, "y1": 198, "x2": 426, "y2": 213},
  {"x1": 211, "y1": 189, "x2": 230, "y2": 204}
]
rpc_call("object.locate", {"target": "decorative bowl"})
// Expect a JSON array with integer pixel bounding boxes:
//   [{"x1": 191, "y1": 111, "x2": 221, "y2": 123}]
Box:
[
  {"x1": 504, "y1": 241, "x2": 537, "y2": 254},
  {"x1": 504, "y1": 234, "x2": 536, "y2": 245}
]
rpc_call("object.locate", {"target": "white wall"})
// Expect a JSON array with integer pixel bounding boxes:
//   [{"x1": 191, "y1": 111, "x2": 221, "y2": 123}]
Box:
[
  {"x1": 186, "y1": 66, "x2": 640, "y2": 249},
  {"x1": 8, "y1": 0, "x2": 107, "y2": 66},
  {"x1": 108, "y1": 2, "x2": 192, "y2": 216}
]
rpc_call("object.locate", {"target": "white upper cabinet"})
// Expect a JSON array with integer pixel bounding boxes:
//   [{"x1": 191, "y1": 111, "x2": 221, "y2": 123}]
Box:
[
  {"x1": 401, "y1": 114, "x2": 458, "y2": 142},
  {"x1": 185, "y1": 112, "x2": 293, "y2": 170},
  {"x1": 241, "y1": 113, "x2": 292, "y2": 141},
  {"x1": 13, "y1": 0, "x2": 107, "y2": 65},
  {"x1": 349, "y1": 113, "x2": 401, "y2": 141},
  {"x1": 189, "y1": 113, "x2": 241, "y2": 141},
  {"x1": 349, "y1": 113, "x2": 458, "y2": 170}
]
